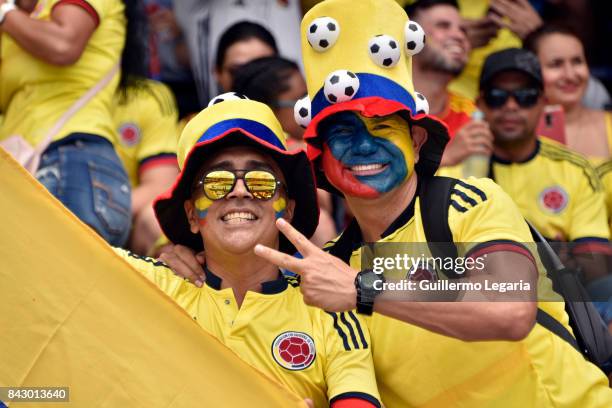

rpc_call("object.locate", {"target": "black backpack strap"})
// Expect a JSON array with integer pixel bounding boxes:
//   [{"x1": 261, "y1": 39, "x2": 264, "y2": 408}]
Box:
[
  {"x1": 536, "y1": 308, "x2": 580, "y2": 351},
  {"x1": 419, "y1": 176, "x2": 457, "y2": 245},
  {"x1": 419, "y1": 176, "x2": 460, "y2": 277}
]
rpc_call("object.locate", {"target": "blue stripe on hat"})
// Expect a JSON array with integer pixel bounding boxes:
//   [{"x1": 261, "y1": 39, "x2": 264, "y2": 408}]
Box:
[
  {"x1": 311, "y1": 73, "x2": 417, "y2": 117},
  {"x1": 197, "y1": 119, "x2": 285, "y2": 150}
]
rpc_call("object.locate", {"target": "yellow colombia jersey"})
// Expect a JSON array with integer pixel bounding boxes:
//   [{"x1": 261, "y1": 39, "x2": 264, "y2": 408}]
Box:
[
  {"x1": 597, "y1": 160, "x2": 612, "y2": 237},
  {"x1": 112, "y1": 80, "x2": 179, "y2": 187},
  {"x1": 324, "y1": 177, "x2": 612, "y2": 408},
  {"x1": 114, "y1": 249, "x2": 381, "y2": 408},
  {"x1": 439, "y1": 138, "x2": 610, "y2": 243},
  {"x1": 0, "y1": 0, "x2": 125, "y2": 145}
]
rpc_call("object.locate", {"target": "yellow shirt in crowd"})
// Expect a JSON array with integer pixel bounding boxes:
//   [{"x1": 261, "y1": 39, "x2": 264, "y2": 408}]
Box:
[
  {"x1": 112, "y1": 80, "x2": 179, "y2": 187},
  {"x1": 597, "y1": 160, "x2": 612, "y2": 238},
  {"x1": 0, "y1": 0, "x2": 125, "y2": 145},
  {"x1": 114, "y1": 249, "x2": 381, "y2": 408},
  {"x1": 324, "y1": 177, "x2": 611, "y2": 408},
  {"x1": 439, "y1": 138, "x2": 610, "y2": 243}
]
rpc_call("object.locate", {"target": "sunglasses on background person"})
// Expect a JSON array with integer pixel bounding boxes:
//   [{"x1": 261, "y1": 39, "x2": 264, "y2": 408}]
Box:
[
  {"x1": 196, "y1": 169, "x2": 285, "y2": 201},
  {"x1": 483, "y1": 87, "x2": 541, "y2": 109}
]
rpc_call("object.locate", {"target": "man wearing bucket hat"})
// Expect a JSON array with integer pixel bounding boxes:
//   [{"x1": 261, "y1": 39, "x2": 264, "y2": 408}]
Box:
[
  {"x1": 116, "y1": 98, "x2": 382, "y2": 408},
  {"x1": 249, "y1": 0, "x2": 612, "y2": 407}
]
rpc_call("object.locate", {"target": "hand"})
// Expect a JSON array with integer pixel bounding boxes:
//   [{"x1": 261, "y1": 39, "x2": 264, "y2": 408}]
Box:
[
  {"x1": 254, "y1": 218, "x2": 358, "y2": 312},
  {"x1": 158, "y1": 244, "x2": 206, "y2": 287},
  {"x1": 440, "y1": 120, "x2": 494, "y2": 166},
  {"x1": 463, "y1": 17, "x2": 499, "y2": 49},
  {"x1": 149, "y1": 7, "x2": 181, "y2": 40},
  {"x1": 488, "y1": 0, "x2": 543, "y2": 40},
  {"x1": 304, "y1": 398, "x2": 314, "y2": 408}
]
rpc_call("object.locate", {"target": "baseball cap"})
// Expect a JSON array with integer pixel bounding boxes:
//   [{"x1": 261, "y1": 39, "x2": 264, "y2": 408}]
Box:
[{"x1": 480, "y1": 48, "x2": 543, "y2": 90}]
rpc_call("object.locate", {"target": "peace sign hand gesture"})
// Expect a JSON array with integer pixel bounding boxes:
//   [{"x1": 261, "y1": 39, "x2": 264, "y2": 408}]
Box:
[{"x1": 254, "y1": 218, "x2": 358, "y2": 312}]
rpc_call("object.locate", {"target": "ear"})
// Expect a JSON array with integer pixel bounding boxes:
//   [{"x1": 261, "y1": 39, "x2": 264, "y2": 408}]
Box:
[
  {"x1": 283, "y1": 198, "x2": 296, "y2": 223},
  {"x1": 184, "y1": 200, "x2": 200, "y2": 234},
  {"x1": 410, "y1": 126, "x2": 428, "y2": 164}
]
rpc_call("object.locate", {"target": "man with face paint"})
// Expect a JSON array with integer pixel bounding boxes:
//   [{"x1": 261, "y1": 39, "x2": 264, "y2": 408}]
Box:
[
  {"x1": 252, "y1": 1, "x2": 612, "y2": 407},
  {"x1": 116, "y1": 98, "x2": 382, "y2": 408}
]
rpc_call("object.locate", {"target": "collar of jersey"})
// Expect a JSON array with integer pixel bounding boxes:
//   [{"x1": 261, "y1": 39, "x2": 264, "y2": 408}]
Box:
[
  {"x1": 491, "y1": 139, "x2": 540, "y2": 165},
  {"x1": 327, "y1": 189, "x2": 417, "y2": 264},
  {"x1": 204, "y1": 266, "x2": 289, "y2": 294}
]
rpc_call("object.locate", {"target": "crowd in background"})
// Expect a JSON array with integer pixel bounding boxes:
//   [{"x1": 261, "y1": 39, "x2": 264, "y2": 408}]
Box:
[{"x1": 2, "y1": 0, "x2": 612, "y2": 330}]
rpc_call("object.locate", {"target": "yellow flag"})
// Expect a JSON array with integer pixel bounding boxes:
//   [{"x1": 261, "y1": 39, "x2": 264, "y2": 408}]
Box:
[{"x1": 0, "y1": 148, "x2": 305, "y2": 408}]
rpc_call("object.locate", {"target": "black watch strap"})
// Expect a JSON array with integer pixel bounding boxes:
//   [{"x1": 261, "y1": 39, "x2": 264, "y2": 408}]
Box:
[
  {"x1": 355, "y1": 269, "x2": 384, "y2": 315},
  {"x1": 356, "y1": 295, "x2": 375, "y2": 315}
]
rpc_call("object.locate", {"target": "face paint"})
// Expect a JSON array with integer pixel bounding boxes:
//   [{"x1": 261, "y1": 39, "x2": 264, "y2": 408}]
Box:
[
  {"x1": 272, "y1": 197, "x2": 287, "y2": 220},
  {"x1": 319, "y1": 112, "x2": 414, "y2": 198},
  {"x1": 194, "y1": 195, "x2": 213, "y2": 226}
]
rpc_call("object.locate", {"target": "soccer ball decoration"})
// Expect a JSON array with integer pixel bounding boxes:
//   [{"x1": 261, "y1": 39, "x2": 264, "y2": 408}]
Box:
[
  {"x1": 368, "y1": 34, "x2": 401, "y2": 68},
  {"x1": 414, "y1": 92, "x2": 429, "y2": 115},
  {"x1": 404, "y1": 21, "x2": 426, "y2": 56},
  {"x1": 207, "y1": 92, "x2": 249, "y2": 107},
  {"x1": 293, "y1": 96, "x2": 312, "y2": 128},
  {"x1": 306, "y1": 17, "x2": 340, "y2": 52},
  {"x1": 324, "y1": 70, "x2": 360, "y2": 104}
]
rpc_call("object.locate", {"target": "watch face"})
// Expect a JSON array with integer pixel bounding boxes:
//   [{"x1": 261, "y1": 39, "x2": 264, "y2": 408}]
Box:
[{"x1": 360, "y1": 271, "x2": 383, "y2": 290}]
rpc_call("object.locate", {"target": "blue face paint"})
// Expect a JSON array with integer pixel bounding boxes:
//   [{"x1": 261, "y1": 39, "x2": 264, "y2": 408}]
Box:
[
  {"x1": 319, "y1": 112, "x2": 412, "y2": 197},
  {"x1": 194, "y1": 196, "x2": 213, "y2": 226}
]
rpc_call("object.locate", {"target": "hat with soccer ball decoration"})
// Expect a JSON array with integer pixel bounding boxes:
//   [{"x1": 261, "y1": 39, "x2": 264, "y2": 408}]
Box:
[
  {"x1": 294, "y1": 0, "x2": 450, "y2": 191},
  {"x1": 154, "y1": 93, "x2": 319, "y2": 254}
]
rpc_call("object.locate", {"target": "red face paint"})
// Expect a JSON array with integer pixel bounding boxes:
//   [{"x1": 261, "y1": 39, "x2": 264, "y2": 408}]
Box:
[{"x1": 321, "y1": 146, "x2": 380, "y2": 198}]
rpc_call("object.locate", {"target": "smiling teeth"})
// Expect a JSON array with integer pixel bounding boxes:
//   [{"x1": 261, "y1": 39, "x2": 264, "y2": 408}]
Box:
[
  {"x1": 222, "y1": 212, "x2": 256, "y2": 222},
  {"x1": 447, "y1": 45, "x2": 463, "y2": 52},
  {"x1": 351, "y1": 164, "x2": 384, "y2": 171}
]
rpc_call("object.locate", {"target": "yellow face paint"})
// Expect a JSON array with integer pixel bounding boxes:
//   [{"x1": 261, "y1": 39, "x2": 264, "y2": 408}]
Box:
[
  {"x1": 361, "y1": 114, "x2": 415, "y2": 175},
  {"x1": 194, "y1": 195, "x2": 214, "y2": 225},
  {"x1": 272, "y1": 197, "x2": 287, "y2": 219}
]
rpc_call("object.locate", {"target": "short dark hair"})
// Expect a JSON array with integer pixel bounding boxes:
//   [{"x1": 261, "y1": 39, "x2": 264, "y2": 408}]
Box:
[
  {"x1": 405, "y1": 0, "x2": 459, "y2": 19},
  {"x1": 523, "y1": 24, "x2": 582, "y2": 55},
  {"x1": 214, "y1": 21, "x2": 279, "y2": 70},
  {"x1": 232, "y1": 57, "x2": 301, "y2": 106}
]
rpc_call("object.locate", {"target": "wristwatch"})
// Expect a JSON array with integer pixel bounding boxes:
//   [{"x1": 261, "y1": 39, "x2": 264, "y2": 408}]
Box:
[
  {"x1": 0, "y1": 0, "x2": 16, "y2": 25},
  {"x1": 355, "y1": 269, "x2": 385, "y2": 315}
]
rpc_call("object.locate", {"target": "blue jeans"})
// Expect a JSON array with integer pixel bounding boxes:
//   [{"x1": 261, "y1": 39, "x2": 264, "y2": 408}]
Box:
[{"x1": 36, "y1": 134, "x2": 132, "y2": 246}]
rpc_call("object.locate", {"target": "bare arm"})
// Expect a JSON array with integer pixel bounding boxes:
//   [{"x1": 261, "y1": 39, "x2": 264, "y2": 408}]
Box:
[
  {"x1": 133, "y1": 164, "x2": 179, "y2": 215},
  {"x1": 374, "y1": 251, "x2": 538, "y2": 341},
  {"x1": 254, "y1": 219, "x2": 538, "y2": 342},
  {"x1": 1, "y1": 3, "x2": 97, "y2": 65}
]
